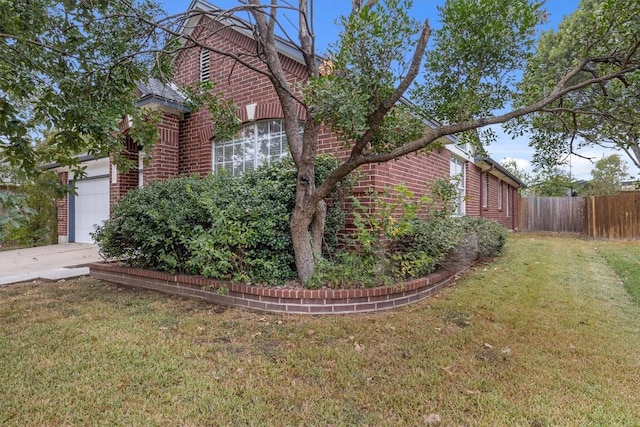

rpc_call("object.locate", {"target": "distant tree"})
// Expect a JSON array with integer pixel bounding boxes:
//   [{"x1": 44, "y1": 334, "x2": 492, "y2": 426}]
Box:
[
  {"x1": 500, "y1": 159, "x2": 531, "y2": 193},
  {"x1": 528, "y1": 168, "x2": 574, "y2": 197},
  {"x1": 584, "y1": 154, "x2": 629, "y2": 196}
]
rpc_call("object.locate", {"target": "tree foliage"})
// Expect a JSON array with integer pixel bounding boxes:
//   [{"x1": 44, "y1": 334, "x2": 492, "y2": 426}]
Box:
[
  {"x1": 0, "y1": 0, "x2": 170, "y2": 174},
  {"x1": 509, "y1": 0, "x2": 640, "y2": 170},
  {"x1": 526, "y1": 168, "x2": 574, "y2": 197},
  {"x1": 585, "y1": 154, "x2": 629, "y2": 195}
]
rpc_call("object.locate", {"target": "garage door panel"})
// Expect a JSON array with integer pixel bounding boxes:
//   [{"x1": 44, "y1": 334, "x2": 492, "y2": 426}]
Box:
[{"x1": 74, "y1": 178, "x2": 109, "y2": 244}]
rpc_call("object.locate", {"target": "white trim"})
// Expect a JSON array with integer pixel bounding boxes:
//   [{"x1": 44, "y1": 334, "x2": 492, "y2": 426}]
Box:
[
  {"x1": 138, "y1": 152, "x2": 145, "y2": 188},
  {"x1": 482, "y1": 173, "x2": 489, "y2": 209},
  {"x1": 450, "y1": 156, "x2": 466, "y2": 216}
]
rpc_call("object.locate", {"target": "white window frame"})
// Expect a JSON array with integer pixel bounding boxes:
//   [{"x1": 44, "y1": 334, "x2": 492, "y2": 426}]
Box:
[
  {"x1": 482, "y1": 173, "x2": 489, "y2": 209},
  {"x1": 212, "y1": 120, "x2": 301, "y2": 176},
  {"x1": 450, "y1": 156, "x2": 466, "y2": 216},
  {"x1": 505, "y1": 185, "x2": 510, "y2": 217},
  {"x1": 138, "y1": 152, "x2": 145, "y2": 188},
  {"x1": 497, "y1": 178, "x2": 503, "y2": 210}
]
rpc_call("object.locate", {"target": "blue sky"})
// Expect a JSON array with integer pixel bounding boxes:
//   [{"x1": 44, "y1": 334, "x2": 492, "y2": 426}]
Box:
[{"x1": 160, "y1": 0, "x2": 633, "y2": 180}]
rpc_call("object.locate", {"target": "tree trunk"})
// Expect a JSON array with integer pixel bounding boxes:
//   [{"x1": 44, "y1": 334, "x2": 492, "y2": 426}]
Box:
[
  {"x1": 291, "y1": 205, "x2": 315, "y2": 284},
  {"x1": 310, "y1": 199, "x2": 326, "y2": 256},
  {"x1": 290, "y1": 161, "x2": 323, "y2": 285}
]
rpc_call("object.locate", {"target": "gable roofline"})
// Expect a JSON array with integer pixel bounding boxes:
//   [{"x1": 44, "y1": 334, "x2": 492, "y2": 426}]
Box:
[{"x1": 180, "y1": 0, "x2": 309, "y2": 65}]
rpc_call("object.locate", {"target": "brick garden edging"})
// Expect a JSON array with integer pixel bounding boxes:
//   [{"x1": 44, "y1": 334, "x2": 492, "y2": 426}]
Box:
[{"x1": 88, "y1": 262, "x2": 456, "y2": 314}]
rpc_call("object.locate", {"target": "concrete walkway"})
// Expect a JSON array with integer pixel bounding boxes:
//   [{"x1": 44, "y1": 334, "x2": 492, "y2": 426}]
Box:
[{"x1": 0, "y1": 243, "x2": 104, "y2": 285}]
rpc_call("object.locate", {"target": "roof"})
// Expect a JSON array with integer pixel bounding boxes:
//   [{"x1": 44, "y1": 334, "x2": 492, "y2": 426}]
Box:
[
  {"x1": 474, "y1": 156, "x2": 525, "y2": 188},
  {"x1": 136, "y1": 78, "x2": 190, "y2": 112},
  {"x1": 181, "y1": 0, "x2": 308, "y2": 64}
]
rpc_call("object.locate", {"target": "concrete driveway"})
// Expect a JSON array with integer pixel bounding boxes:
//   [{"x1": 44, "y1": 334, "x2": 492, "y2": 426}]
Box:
[{"x1": 0, "y1": 243, "x2": 104, "y2": 285}]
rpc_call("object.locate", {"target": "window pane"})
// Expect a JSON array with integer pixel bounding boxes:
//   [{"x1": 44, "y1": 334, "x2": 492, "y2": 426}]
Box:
[
  {"x1": 223, "y1": 144, "x2": 233, "y2": 162},
  {"x1": 212, "y1": 120, "x2": 295, "y2": 177},
  {"x1": 269, "y1": 120, "x2": 282, "y2": 134},
  {"x1": 214, "y1": 145, "x2": 224, "y2": 163}
]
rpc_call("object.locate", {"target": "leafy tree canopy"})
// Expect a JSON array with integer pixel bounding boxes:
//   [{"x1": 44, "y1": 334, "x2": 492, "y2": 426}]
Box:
[
  {"x1": 509, "y1": 0, "x2": 640, "y2": 170},
  {"x1": 0, "y1": 0, "x2": 169, "y2": 181},
  {"x1": 527, "y1": 168, "x2": 574, "y2": 197},
  {"x1": 584, "y1": 154, "x2": 629, "y2": 195}
]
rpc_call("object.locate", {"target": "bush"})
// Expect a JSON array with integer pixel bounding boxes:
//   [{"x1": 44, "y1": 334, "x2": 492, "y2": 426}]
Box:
[
  {"x1": 309, "y1": 180, "x2": 509, "y2": 287},
  {"x1": 93, "y1": 156, "x2": 353, "y2": 286},
  {"x1": 456, "y1": 216, "x2": 508, "y2": 259}
]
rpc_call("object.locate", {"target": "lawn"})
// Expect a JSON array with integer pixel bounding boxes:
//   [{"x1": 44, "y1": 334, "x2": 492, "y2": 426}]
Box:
[{"x1": 1, "y1": 234, "x2": 639, "y2": 426}]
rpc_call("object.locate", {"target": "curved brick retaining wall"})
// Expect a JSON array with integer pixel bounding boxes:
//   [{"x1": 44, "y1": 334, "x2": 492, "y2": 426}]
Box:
[{"x1": 89, "y1": 262, "x2": 456, "y2": 315}]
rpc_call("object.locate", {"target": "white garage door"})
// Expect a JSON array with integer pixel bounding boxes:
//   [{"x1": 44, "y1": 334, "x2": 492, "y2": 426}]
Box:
[{"x1": 74, "y1": 177, "x2": 110, "y2": 244}]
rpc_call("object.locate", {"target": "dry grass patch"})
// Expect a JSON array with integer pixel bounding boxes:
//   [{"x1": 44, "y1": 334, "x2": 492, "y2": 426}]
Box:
[{"x1": 1, "y1": 233, "x2": 639, "y2": 425}]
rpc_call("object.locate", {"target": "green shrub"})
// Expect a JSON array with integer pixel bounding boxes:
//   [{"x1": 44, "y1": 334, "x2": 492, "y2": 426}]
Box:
[
  {"x1": 309, "y1": 180, "x2": 509, "y2": 286},
  {"x1": 93, "y1": 156, "x2": 353, "y2": 286},
  {"x1": 456, "y1": 216, "x2": 508, "y2": 259}
]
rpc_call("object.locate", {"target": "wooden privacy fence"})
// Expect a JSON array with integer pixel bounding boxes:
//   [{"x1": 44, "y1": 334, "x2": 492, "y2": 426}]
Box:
[
  {"x1": 518, "y1": 196, "x2": 585, "y2": 233},
  {"x1": 583, "y1": 192, "x2": 640, "y2": 239},
  {"x1": 519, "y1": 192, "x2": 640, "y2": 239}
]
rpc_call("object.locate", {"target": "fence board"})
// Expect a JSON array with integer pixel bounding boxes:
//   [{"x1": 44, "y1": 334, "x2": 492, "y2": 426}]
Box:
[
  {"x1": 583, "y1": 192, "x2": 640, "y2": 239},
  {"x1": 518, "y1": 197, "x2": 584, "y2": 233}
]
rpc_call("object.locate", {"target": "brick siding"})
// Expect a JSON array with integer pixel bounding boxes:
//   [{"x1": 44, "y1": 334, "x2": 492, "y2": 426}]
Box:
[
  {"x1": 110, "y1": 140, "x2": 139, "y2": 209},
  {"x1": 480, "y1": 172, "x2": 519, "y2": 230}
]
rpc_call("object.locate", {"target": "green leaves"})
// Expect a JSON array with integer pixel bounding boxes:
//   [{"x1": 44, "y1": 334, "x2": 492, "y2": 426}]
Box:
[
  {"x1": 416, "y1": 0, "x2": 543, "y2": 125},
  {"x1": 93, "y1": 156, "x2": 354, "y2": 286},
  {"x1": 1, "y1": 0, "x2": 170, "y2": 183},
  {"x1": 514, "y1": 0, "x2": 640, "y2": 170},
  {"x1": 304, "y1": 0, "x2": 426, "y2": 151}
]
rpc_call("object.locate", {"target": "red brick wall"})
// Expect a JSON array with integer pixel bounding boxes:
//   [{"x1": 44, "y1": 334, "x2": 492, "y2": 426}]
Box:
[
  {"x1": 110, "y1": 142, "x2": 139, "y2": 209},
  {"x1": 168, "y1": 16, "x2": 522, "y2": 233},
  {"x1": 480, "y1": 172, "x2": 518, "y2": 230},
  {"x1": 146, "y1": 112, "x2": 180, "y2": 182},
  {"x1": 466, "y1": 163, "x2": 482, "y2": 217},
  {"x1": 174, "y1": 17, "x2": 310, "y2": 176},
  {"x1": 385, "y1": 149, "x2": 451, "y2": 198},
  {"x1": 56, "y1": 171, "x2": 68, "y2": 238}
]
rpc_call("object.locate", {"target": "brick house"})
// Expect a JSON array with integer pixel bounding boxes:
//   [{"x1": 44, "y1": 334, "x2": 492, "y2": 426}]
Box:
[{"x1": 52, "y1": 0, "x2": 522, "y2": 244}]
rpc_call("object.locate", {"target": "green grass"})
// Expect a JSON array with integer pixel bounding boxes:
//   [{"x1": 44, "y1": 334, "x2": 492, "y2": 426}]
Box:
[
  {"x1": 1, "y1": 234, "x2": 640, "y2": 425},
  {"x1": 597, "y1": 240, "x2": 640, "y2": 305}
]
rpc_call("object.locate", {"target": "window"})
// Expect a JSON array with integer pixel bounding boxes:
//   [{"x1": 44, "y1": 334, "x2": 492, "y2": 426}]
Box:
[
  {"x1": 450, "y1": 157, "x2": 466, "y2": 216},
  {"x1": 138, "y1": 152, "x2": 144, "y2": 188},
  {"x1": 497, "y1": 179, "x2": 503, "y2": 210},
  {"x1": 213, "y1": 120, "x2": 301, "y2": 176},
  {"x1": 200, "y1": 49, "x2": 210, "y2": 82},
  {"x1": 482, "y1": 173, "x2": 489, "y2": 209},
  {"x1": 505, "y1": 185, "x2": 510, "y2": 217}
]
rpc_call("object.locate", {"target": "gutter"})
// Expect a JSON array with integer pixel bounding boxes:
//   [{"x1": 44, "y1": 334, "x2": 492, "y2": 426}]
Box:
[{"x1": 474, "y1": 156, "x2": 524, "y2": 188}]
